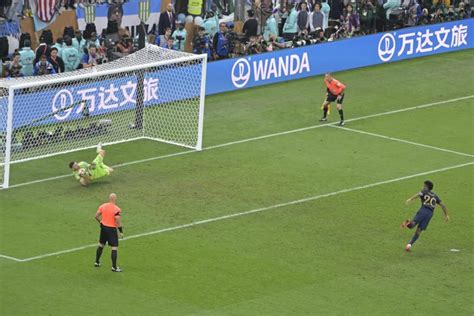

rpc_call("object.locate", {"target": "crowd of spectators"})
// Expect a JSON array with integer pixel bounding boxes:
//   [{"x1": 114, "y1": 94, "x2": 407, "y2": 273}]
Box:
[
  {"x1": 2, "y1": 27, "x2": 114, "y2": 78},
  {"x1": 1, "y1": 0, "x2": 471, "y2": 78},
  {"x1": 192, "y1": 0, "x2": 472, "y2": 60}
]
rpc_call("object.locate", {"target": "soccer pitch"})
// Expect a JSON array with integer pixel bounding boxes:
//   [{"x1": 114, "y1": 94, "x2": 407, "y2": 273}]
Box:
[{"x1": 1, "y1": 49, "x2": 473, "y2": 315}]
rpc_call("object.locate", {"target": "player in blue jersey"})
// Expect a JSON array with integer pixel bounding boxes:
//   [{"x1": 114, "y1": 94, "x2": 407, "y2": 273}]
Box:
[{"x1": 401, "y1": 180, "x2": 450, "y2": 251}]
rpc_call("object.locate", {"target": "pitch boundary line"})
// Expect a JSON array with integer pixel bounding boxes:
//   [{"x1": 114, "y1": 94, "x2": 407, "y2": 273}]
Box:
[
  {"x1": 5, "y1": 95, "x2": 473, "y2": 190},
  {"x1": 1, "y1": 161, "x2": 472, "y2": 263},
  {"x1": 329, "y1": 125, "x2": 474, "y2": 158}
]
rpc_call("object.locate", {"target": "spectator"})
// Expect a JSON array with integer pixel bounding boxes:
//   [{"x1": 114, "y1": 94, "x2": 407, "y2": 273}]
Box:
[
  {"x1": 359, "y1": 0, "x2": 376, "y2": 33},
  {"x1": 192, "y1": 26, "x2": 211, "y2": 60},
  {"x1": 34, "y1": 35, "x2": 51, "y2": 65},
  {"x1": 52, "y1": 37, "x2": 64, "y2": 57},
  {"x1": 444, "y1": 5, "x2": 457, "y2": 20},
  {"x1": 383, "y1": 0, "x2": 401, "y2": 19},
  {"x1": 19, "y1": 39, "x2": 35, "y2": 76},
  {"x1": 297, "y1": 2, "x2": 310, "y2": 33},
  {"x1": 457, "y1": 1, "x2": 469, "y2": 18},
  {"x1": 5, "y1": 52, "x2": 23, "y2": 78},
  {"x1": 283, "y1": 3, "x2": 298, "y2": 40},
  {"x1": 314, "y1": 28, "x2": 327, "y2": 42},
  {"x1": 97, "y1": 39, "x2": 108, "y2": 63},
  {"x1": 406, "y1": 0, "x2": 422, "y2": 25},
  {"x1": 310, "y1": 3, "x2": 324, "y2": 32},
  {"x1": 158, "y1": 3, "x2": 176, "y2": 35},
  {"x1": 116, "y1": 34, "x2": 133, "y2": 54},
  {"x1": 242, "y1": 9, "x2": 258, "y2": 40},
  {"x1": 48, "y1": 47, "x2": 65, "y2": 74},
  {"x1": 108, "y1": 5, "x2": 124, "y2": 29},
  {"x1": 278, "y1": 5, "x2": 289, "y2": 35},
  {"x1": 464, "y1": 0, "x2": 472, "y2": 18},
  {"x1": 341, "y1": 4, "x2": 360, "y2": 35},
  {"x1": 86, "y1": 32, "x2": 100, "y2": 49},
  {"x1": 62, "y1": 36, "x2": 81, "y2": 72},
  {"x1": 155, "y1": 27, "x2": 172, "y2": 48},
  {"x1": 201, "y1": 11, "x2": 219, "y2": 37},
  {"x1": 172, "y1": 21, "x2": 187, "y2": 51},
  {"x1": 246, "y1": 35, "x2": 262, "y2": 55},
  {"x1": 165, "y1": 37, "x2": 175, "y2": 50},
  {"x1": 213, "y1": 22, "x2": 229, "y2": 60},
  {"x1": 34, "y1": 55, "x2": 56, "y2": 76},
  {"x1": 418, "y1": 7, "x2": 432, "y2": 24},
  {"x1": 81, "y1": 44, "x2": 99, "y2": 69},
  {"x1": 321, "y1": 0, "x2": 331, "y2": 29},
  {"x1": 225, "y1": 22, "x2": 238, "y2": 57},
  {"x1": 329, "y1": 0, "x2": 344, "y2": 19},
  {"x1": 263, "y1": 10, "x2": 279, "y2": 40},
  {"x1": 72, "y1": 30, "x2": 87, "y2": 60},
  {"x1": 265, "y1": 34, "x2": 286, "y2": 51}
]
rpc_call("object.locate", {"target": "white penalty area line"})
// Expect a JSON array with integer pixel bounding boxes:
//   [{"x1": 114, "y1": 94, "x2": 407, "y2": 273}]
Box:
[
  {"x1": 5, "y1": 95, "x2": 474, "y2": 190},
  {"x1": 329, "y1": 125, "x2": 474, "y2": 158},
  {"x1": 2, "y1": 160, "x2": 473, "y2": 263}
]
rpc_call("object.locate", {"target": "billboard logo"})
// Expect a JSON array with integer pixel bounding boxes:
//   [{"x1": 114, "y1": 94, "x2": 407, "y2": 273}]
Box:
[
  {"x1": 49, "y1": 79, "x2": 160, "y2": 121},
  {"x1": 378, "y1": 33, "x2": 396, "y2": 62},
  {"x1": 378, "y1": 24, "x2": 468, "y2": 62},
  {"x1": 231, "y1": 58, "x2": 251, "y2": 88},
  {"x1": 52, "y1": 89, "x2": 75, "y2": 120},
  {"x1": 231, "y1": 53, "x2": 311, "y2": 89}
]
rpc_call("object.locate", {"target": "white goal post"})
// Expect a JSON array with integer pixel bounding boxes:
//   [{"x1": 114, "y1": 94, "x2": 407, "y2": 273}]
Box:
[{"x1": 0, "y1": 46, "x2": 207, "y2": 189}]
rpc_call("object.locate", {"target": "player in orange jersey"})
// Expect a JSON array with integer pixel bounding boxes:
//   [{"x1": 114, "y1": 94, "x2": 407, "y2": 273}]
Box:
[{"x1": 320, "y1": 73, "x2": 346, "y2": 126}]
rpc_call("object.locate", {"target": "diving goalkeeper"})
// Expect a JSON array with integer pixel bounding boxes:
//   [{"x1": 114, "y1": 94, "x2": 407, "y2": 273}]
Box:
[{"x1": 69, "y1": 144, "x2": 113, "y2": 186}]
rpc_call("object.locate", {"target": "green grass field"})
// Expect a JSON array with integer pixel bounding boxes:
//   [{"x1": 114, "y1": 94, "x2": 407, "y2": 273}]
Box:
[{"x1": 1, "y1": 49, "x2": 473, "y2": 315}]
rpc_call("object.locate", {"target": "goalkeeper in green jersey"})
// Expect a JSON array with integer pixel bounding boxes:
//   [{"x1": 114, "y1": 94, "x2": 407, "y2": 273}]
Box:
[{"x1": 68, "y1": 144, "x2": 114, "y2": 187}]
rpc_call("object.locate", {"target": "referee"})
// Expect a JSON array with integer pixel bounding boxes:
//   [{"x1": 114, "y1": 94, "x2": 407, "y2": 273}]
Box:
[
  {"x1": 320, "y1": 73, "x2": 346, "y2": 126},
  {"x1": 94, "y1": 193, "x2": 124, "y2": 272}
]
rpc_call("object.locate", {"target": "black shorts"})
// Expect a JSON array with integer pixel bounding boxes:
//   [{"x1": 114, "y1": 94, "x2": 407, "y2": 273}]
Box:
[
  {"x1": 99, "y1": 224, "x2": 119, "y2": 247},
  {"x1": 326, "y1": 92, "x2": 344, "y2": 104}
]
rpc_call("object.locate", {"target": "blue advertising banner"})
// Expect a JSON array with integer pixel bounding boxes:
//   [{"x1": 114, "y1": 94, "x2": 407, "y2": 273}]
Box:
[
  {"x1": 10, "y1": 76, "x2": 140, "y2": 129},
  {"x1": 205, "y1": 19, "x2": 474, "y2": 95},
  {"x1": 143, "y1": 64, "x2": 202, "y2": 105},
  {"x1": 1, "y1": 64, "x2": 203, "y2": 131}
]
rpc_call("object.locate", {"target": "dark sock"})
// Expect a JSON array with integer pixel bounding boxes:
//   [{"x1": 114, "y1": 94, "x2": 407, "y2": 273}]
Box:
[
  {"x1": 323, "y1": 107, "x2": 328, "y2": 118},
  {"x1": 338, "y1": 109, "x2": 344, "y2": 121},
  {"x1": 111, "y1": 250, "x2": 118, "y2": 268},
  {"x1": 409, "y1": 233, "x2": 420, "y2": 245},
  {"x1": 95, "y1": 246, "x2": 103, "y2": 263}
]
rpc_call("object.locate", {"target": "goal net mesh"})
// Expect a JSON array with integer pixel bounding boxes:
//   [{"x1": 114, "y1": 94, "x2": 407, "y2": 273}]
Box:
[{"x1": 0, "y1": 46, "x2": 205, "y2": 186}]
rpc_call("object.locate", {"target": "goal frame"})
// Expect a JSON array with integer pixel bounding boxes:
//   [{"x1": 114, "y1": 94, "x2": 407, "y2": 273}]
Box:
[{"x1": 1, "y1": 52, "x2": 207, "y2": 189}]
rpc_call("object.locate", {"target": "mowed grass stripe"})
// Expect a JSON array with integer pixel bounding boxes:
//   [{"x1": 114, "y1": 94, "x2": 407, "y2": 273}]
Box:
[
  {"x1": 4, "y1": 95, "x2": 473, "y2": 190},
  {"x1": 2, "y1": 161, "x2": 472, "y2": 263}
]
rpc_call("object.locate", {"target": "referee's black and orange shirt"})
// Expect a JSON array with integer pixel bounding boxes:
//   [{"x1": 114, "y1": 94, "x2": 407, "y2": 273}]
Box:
[
  {"x1": 325, "y1": 78, "x2": 346, "y2": 96},
  {"x1": 98, "y1": 203, "x2": 122, "y2": 228}
]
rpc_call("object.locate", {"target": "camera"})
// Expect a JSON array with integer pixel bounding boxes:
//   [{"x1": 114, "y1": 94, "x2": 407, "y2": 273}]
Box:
[{"x1": 292, "y1": 34, "x2": 318, "y2": 47}]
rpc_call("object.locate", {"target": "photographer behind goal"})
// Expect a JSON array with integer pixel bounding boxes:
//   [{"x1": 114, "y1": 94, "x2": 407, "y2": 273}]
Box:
[
  {"x1": 172, "y1": 21, "x2": 187, "y2": 51},
  {"x1": 192, "y1": 26, "x2": 211, "y2": 60}
]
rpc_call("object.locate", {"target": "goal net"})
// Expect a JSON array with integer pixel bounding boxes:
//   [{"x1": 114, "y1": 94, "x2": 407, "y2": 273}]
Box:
[{"x1": 0, "y1": 46, "x2": 207, "y2": 189}]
